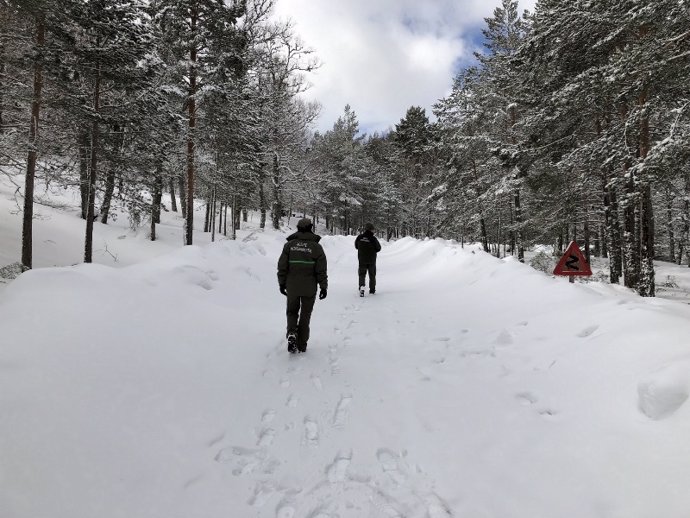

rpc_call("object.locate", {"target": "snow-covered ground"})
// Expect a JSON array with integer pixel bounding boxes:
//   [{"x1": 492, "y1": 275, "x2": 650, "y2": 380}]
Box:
[{"x1": 2, "y1": 177, "x2": 690, "y2": 517}]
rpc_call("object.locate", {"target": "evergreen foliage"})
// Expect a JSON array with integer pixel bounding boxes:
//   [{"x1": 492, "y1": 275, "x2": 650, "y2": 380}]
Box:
[{"x1": 2, "y1": 0, "x2": 688, "y2": 297}]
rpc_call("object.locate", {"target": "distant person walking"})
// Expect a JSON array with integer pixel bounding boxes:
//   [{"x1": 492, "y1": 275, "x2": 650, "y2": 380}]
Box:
[
  {"x1": 355, "y1": 222, "x2": 381, "y2": 296},
  {"x1": 277, "y1": 218, "x2": 328, "y2": 353}
]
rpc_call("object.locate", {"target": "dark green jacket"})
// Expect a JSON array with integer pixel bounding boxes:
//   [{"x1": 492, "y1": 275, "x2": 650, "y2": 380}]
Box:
[
  {"x1": 277, "y1": 231, "x2": 328, "y2": 297},
  {"x1": 355, "y1": 230, "x2": 381, "y2": 264}
]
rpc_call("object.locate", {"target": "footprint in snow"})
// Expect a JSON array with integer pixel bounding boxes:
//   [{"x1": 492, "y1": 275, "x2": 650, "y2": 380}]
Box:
[
  {"x1": 276, "y1": 502, "x2": 296, "y2": 518},
  {"x1": 332, "y1": 395, "x2": 353, "y2": 428},
  {"x1": 262, "y1": 409, "x2": 276, "y2": 424},
  {"x1": 303, "y1": 417, "x2": 319, "y2": 446},
  {"x1": 248, "y1": 480, "x2": 278, "y2": 507},
  {"x1": 257, "y1": 428, "x2": 276, "y2": 447},
  {"x1": 286, "y1": 394, "x2": 299, "y2": 408},
  {"x1": 417, "y1": 367, "x2": 432, "y2": 381},
  {"x1": 215, "y1": 446, "x2": 279, "y2": 476},
  {"x1": 326, "y1": 450, "x2": 352, "y2": 483},
  {"x1": 182, "y1": 474, "x2": 204, "y2": 490},
  {"x1": 515, "y1": 392, "x2": 538, "y2": 406},
  {"x1": 493, "y1": 329, "x2": 513, "y2": 345},
  {"x1": 206, "y1": 432, "x2": 225, "y2": 448},
  {"x1": 577, "y1": 325, "x2": 599, "y2": 338},
  {"x1": 311, "y1": 374, "x2": 323, "y2": 391},
  {"x1": 426, "y1": 494, "x2": 454, "y2": 517},
  {"x1": 305, "y1": 505, "x2": 332, "y2": 518},
  {"x1": 376, "y1": 448, "x2": 406, "y2": 485}
]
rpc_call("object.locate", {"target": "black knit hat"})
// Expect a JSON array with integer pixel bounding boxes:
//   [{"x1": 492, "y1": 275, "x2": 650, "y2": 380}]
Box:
[
  {"x1": 297, "y1": 217, "x2": 313, "y2": 231},
  {"x1": 364, "y1": 222, "x2": 374, "y2": 231}
]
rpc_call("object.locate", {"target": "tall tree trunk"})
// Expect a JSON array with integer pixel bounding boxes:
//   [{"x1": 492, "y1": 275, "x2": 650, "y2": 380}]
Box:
[
  {"x1": 179, "y1": 172, "x2": 187, "y2": 219},
  {"x1": 622, "y1": 169, "x2": 639, "y2": 289},
  {"x1": 514, "y1": 188, "x2": 524, "y2": 261},
  {"x1": 667, "y1": 193, "x2": 675, "y2": 263},
  {"x1": 639, "y1": 182, "x2": 655, "y2": 296},
  {"x1": 584, "y1": 217, "x2": 591, "y2": 265},
  {"x1": 680, "y1": 175, "x2": 690, "y2": 265},
  {"x1": 259, "y1": 171, "x2": 267, "y2": 229},
  {"x1": 184, "y1": 7, "x2": 198, "y2": 246},
  {"x1": 619, "y1": 100, "x2": 639, "y2": 289},
  {"x1": 271, "y1": 152, "x2": 281, "y2": 230},
  {"x1": 0, "y1": 19, "x2": 5, "y2": 134},
  {"x1": 218, "y1": 202, "x2": 223, "y2": 234},
  {"x1": 599, "y1": 224, "x2": 607, "y2": 258},
  {"x1": 21, "y1": 15, "x2": 45, "y2": 270},
  {"x1": 152, "y1": 163, "x2": 163, "y2": 224},
  {"x1": 211, "y1": 188, "x2": 217, "y2": 242},
  {"x1": 169, "y1": 177, "x2": 178, "y2": 212},
  {"x1": 224, "y1": 204, "x2": 228, "y2": 236},
  {"x1": 472, "y1": 160, "x2": 489, "y2": 253},
  {"x1": 100, "y1": 125, "x2": 124, "y2": 224},
  {"x1": 150, "y1": 163, "x2": 163, "y2": 242},
  {"x1": 480, "y1": 217, "x2": 489, "y2": 253},
  {"x1": 496, "y1": 210, "x2": 502, "y2": 258},
  {"x1": 606, "y1": 182, "x2": 623, "y2": 283},
  {"x1": 508, "y1": 200, "x2": 515, "y2": 255},
  {"x1": 232, "y1": 195, "x2": 237, "y2": 240},
  {"x1": 84, "y1": 64, "x2": 101, "y2": 264},
  {"x1": 204, "y1": 197, "x2": 211, "y2": 232},
  {"x1": 638, "y1": 84, "x2": 655, "y2": 296},
  {"x1": 243, "y1": 208, "x2": 248, "y2": 222},
  {"x1": 78, "y1": 130, "x2": 90, "y2": 219},
  {"x1": 100, "y1": 169, "x2": 116, "y2": 224}
]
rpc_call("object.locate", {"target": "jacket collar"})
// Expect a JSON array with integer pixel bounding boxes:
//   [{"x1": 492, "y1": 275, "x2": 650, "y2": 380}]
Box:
[{"x1": 287, "y1": 231, "x2": 321, "y2": 243}]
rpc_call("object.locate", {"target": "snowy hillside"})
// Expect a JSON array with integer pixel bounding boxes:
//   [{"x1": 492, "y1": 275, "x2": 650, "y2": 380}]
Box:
[
  {"x1": 0, "y1": 175, "x2": 221, "y2": 273},
  {"x1": 2, "y1": 202, "x2": 690, "y2": 517}
]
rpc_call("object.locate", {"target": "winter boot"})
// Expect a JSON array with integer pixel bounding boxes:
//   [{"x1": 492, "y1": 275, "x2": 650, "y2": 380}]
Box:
[
  {"x1": 359, "y1": 286, "x2": 365, "y2": 297},
  {"x1": 287, "y1": 332, "x2": 298, "y2": 353}
]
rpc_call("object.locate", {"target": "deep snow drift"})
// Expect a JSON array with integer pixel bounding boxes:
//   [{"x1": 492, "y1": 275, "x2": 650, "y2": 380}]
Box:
[{"x1": 2, "y1": 222, "x2": 690, "y2": 517}]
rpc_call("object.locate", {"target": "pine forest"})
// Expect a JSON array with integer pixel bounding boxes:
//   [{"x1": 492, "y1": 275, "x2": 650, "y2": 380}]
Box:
[{"x1": 2, "y1": 0, "x2": 690, "y2": 297}]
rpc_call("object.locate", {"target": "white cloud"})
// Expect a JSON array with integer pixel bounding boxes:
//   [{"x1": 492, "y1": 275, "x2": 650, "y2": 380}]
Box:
[{"x1": 272, "y1": 0, "x2": 537, "y2": 134}]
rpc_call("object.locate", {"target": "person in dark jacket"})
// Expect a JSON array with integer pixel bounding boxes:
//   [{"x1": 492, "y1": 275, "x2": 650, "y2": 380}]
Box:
[
  {"x1": 277, "y1": 218, "x2": 328, "y2": 353},
  {"x1": 355, "y1": 222, "x2": 381, "y2": 296}
]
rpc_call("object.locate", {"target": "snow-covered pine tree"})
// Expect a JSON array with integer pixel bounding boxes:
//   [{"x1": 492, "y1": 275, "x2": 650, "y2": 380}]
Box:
[{"x1": 151, "y1": 0, "x2": 247, "y2": 245}]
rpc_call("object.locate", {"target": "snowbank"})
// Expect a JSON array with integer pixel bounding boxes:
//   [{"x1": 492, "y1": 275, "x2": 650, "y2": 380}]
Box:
[{"x1": 2, "y1": 218, "x2": 690, "y2": 517}]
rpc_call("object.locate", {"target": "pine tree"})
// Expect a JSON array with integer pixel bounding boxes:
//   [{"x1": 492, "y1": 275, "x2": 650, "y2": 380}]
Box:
[{"x1": 151, "y1": 0, "x2": 247, "y2": 245}]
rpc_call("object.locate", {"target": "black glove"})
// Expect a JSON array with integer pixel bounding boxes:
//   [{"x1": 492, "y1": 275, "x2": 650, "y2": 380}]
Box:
[
  {"x1": 319, "y1": 289, "x2": 327, "y2": 300},
  {"x1": 279, "y1": 285, "x2": 287, "y2": 296}
]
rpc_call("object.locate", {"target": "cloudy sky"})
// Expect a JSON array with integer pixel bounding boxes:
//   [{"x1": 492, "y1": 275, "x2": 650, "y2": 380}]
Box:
[{"x1": 272, "y1": 0, "x2": 536, "y2": 134}]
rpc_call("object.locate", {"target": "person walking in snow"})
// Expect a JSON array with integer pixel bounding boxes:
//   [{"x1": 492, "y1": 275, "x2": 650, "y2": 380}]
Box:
[
  {"x1": 277, "y1": 218, "x2": 328, "y2": 353},
  {"x1": 355, "y1": 222, "x2": 381, "y2": 296}
]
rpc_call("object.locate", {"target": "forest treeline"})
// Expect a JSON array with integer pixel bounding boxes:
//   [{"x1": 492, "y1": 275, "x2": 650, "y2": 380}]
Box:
[{"x1": 1, "y1": 0, "x2": 689, "y2": 296}]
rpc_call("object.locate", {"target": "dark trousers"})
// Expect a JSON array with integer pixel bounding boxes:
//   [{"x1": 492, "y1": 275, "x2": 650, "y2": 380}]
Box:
[
  {"x1": 286, "y1": 294, "x2": 316, "y2": 346},
  {"x1": 358, "y1": 262, "x2": 376, "y2": 291}
]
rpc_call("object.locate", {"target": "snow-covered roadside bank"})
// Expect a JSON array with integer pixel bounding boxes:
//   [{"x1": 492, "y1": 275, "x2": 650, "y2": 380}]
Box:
[{"x1": 2, "y1": 231, "x2": 690, "y2": 518}]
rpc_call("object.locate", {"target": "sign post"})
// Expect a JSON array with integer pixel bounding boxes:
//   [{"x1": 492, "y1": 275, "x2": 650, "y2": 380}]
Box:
[{"x1": 553, "y1": 241, "x2": 592, "y2": 283}]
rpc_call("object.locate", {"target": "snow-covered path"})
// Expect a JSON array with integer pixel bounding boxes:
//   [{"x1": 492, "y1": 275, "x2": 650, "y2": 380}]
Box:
[{"x1": 2, "y1": 231, "x2": 690, "y2": 517}]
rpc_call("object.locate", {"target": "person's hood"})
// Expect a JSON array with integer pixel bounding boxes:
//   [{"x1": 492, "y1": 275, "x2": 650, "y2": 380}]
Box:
[{"x1": 286, "y1": 231, "x2": 321, "y2": 243}]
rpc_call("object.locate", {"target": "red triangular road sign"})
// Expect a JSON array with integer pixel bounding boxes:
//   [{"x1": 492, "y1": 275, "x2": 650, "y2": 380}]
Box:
[{"x1": 553, "y1": 241, "x2": 592, "y2": 276}]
